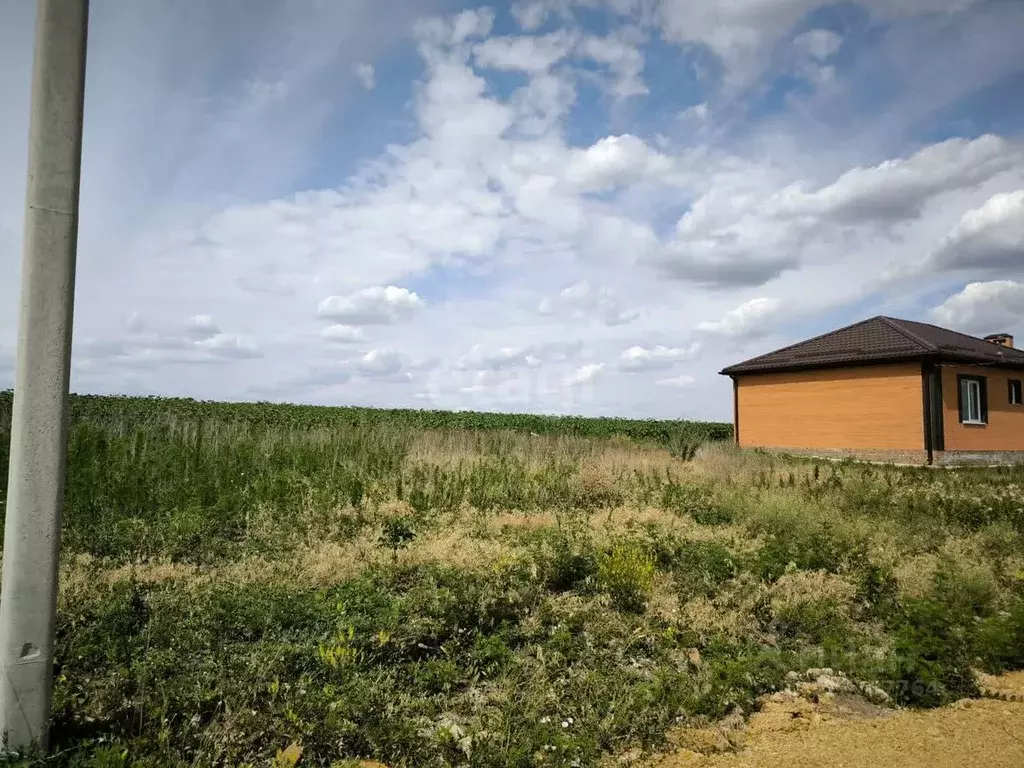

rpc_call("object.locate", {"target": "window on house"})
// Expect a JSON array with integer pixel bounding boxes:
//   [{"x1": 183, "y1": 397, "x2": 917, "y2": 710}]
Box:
[
  {"x1": 958, "y1": 375, "x2": 987, "y2": 424},
  {"x1": 1011, "y1": 379, "x2": 1023, "y2": 406}
]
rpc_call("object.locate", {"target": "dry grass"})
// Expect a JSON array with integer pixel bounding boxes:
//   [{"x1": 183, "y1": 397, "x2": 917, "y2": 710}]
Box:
[{"x1": 680, "y1": 575, "x2": 769, "y2": 642}]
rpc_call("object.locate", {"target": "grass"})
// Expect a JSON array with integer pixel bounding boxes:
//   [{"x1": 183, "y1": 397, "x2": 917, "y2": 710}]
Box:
[{"x1": 1, "y1": 394, "x2": 1024, "y2": 766}]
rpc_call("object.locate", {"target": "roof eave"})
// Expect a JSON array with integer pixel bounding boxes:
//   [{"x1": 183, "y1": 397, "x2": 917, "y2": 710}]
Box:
[{"x1": 722, "y1": 351, "x2": 1024, "y2": 376}]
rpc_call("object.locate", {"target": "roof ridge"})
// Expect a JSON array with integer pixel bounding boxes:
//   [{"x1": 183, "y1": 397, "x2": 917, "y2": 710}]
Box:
[
  {"x1": 724, "y1": 315, "x2": 884, "y2": 369},
  {"x1": 895, "y1": 317, "x2": 1024, "y2": 360},
  {"x1": 877, "y1": 316, "x2": 938, "y2": 353}
]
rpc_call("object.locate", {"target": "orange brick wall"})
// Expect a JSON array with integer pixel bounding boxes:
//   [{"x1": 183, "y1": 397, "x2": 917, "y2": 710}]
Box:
[
  {"x1": 941, "y1": 365, "x2": 1024, "y2": 451},
  {"x1": 735, "y1": 363, "x2": 924, "y2": 451}
]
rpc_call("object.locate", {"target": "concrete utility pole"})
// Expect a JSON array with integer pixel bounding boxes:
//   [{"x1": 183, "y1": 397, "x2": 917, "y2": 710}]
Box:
[{"x1": 0, "y1": 0, "x2": 89, "y2": 753}]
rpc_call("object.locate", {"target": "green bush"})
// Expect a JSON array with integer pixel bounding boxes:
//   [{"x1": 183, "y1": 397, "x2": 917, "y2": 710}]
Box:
[{"x1": 596, "y1": 542, "x2": 656, "y2": 612}]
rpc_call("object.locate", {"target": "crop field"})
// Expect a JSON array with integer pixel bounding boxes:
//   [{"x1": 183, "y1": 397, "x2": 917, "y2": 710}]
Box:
[{"x1": 1, "y1": 392, "x2": 1024, "y2": 766}]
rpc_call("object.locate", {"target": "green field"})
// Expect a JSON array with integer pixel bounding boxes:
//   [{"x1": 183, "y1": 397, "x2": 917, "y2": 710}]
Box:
[{"x1": 1, "y1": 392, "x2": 1024, "y2": 767}]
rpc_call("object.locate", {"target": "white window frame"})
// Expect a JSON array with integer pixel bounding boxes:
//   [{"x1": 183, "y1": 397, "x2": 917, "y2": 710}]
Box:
[
  {"x1": 960, "y1": 377, "x2": 984, "y2": 424},
  {"x1": 1011, "y1": 379, "x2": 1023, "y2": 406}
]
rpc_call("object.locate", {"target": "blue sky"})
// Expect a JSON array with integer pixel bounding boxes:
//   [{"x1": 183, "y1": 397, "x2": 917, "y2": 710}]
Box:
[{"x1": 1, "y1": 0, "x2": 1023, "y2": 420}]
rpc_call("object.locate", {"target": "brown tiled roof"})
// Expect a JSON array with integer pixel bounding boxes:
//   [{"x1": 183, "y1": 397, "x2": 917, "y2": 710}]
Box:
[{"x1": 720, "y1": 316, "x2": 1024, "y2": 375}]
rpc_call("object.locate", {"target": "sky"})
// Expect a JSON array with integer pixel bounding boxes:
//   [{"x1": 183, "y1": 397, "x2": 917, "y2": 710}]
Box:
[{"x1": 1, "y1": 0, "x2": 1023, "y2": 422}]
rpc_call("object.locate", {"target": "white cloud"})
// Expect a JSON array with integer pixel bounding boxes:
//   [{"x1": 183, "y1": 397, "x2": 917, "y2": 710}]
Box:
[
  {"x1": 927, "y1": 190, "x2": 1024, "y2": 272},
  {"x1": 765, "y1": 135, "x2": 1021, "y2": 225},
  {"x1": 357, "y1": 348, "x2": 406, "y2": 377},
  {"x1": 658, "y1": 135, "x2": 1024, "y2": 288},
  {"x1": 564, "y1": 134, "x2": 674, "y2": 191},
  {"x1": 654, "y1": 0, "x2": 983, "y2": 87},
  {"x1": 75, "y1": 322, "x2": 263, "y2": 367},
  {"x1": 473, "y1": 31, "x2": 575, "y2": 73},
  {"x1": 317, "y1": 286, "x2": 424, "y2": 325},
  {"x1": 355, "y1": 63, "x2": 376, "y2": 90},
  {"x1": 655, "y1": 374, "x2": 695, "y2": 387},
  {"x1": 321, "y1": 324, "x2": 366, "y2": 343},
  {"x1": 575, "y1": 31, "x2": 648, "y2": 98},
  {"x1": 619, "y1": 343, "x2": 701, "y2": 371},
  {"x1": 3, "y1": 3, "x2": 1017, "y2": 420},
  {"x1": 564, "y1": 362, "x2": 604, "y2": 386},
  {"x1": 511, "y1": 1, "x2": 551, "y2": 30},
  {"x1": 457, "y1": 345, "x2": 536, "y2": 371},
  {"x1": 511, "y1": 71, "x2": 577, "y2": 136},
  {"x1": 456, "y1": 340, "x2": 582, "y2": 371},
  {"x1": 697, "y1": 298, "x2": 782, "y2": 338},
  {"x1": 194, "y1": 333, "x2": 262, "y2": 359},
  {"x1": 931, "y1": 280, "x2": 1024, "y2": 336},
  {"x1": 539, "y1": 280, "x2": 638, "y2": 325}
]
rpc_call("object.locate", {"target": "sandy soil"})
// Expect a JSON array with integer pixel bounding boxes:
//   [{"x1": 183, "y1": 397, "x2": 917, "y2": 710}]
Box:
[{"x1": 647, "y1": 672, "x2": 1024, "y2": 768}]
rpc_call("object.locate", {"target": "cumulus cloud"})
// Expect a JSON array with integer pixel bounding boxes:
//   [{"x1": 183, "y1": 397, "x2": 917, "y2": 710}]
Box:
[
  {"x1": 564, "y1": 134, "x2": 674, "y2": 191},
  {"x1": 927, "y1": 190, "x2": 1024, "y2": 272},
  {"x1": 194, "y1": 333, "x2": 262, "y2": 359},
  {"x1": 321, "y1": 324, "x2": 366, "y2": 343},
  {"x1": 697, "y1": 298, "x2": 783, "y2": 338},
  {"x1": 931, "y1": 280, "x2": 1024, "y2": 336},
  {"x1": 317, "y1": 286, "x2": 424, "y2": 325},
  {"x1": 657, "y1": 135, "x2": 1024, "y2": 288},
  {"x1": 4, "y1": 2, "x2": 1017, "y2": 419},
  {"x1": 564, "y1": 362, "x2": 604, "y2": 386},
  {"x1": 473, "y1": 31, "x2": 575, "y2": 73},
  {"x1": 618, "y1": 343, "x2": 701, "y2": 372},
  {"x1": 357, "y1": 348, "x2": 406, "y2": 378},
  {"x1": 539, "y1": 281, "x2": 638, "y2": 325},
  {"x1": 355, "y1": 63, "x2": 376, "y2": 90},
  {"x1": 657, "y1": 249, "x2": 798, "y2": 288},
  {"x1": 765, "y1": 135, "x2": 1020, "y2": 225}
]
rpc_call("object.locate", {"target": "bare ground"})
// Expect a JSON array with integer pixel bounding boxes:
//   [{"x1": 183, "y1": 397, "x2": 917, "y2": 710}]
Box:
[{"x1": 644, "y1": 672, "x2": 1024, "y2": 768}]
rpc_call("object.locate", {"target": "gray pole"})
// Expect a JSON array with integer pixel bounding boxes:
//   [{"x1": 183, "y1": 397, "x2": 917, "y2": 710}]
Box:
[{"x1": 0, "y1": 0, "x2": 89, "y2": 753}]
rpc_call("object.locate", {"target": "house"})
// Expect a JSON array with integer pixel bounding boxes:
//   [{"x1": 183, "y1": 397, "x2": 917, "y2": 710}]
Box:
[{"x1": 720, "y1": 316, "x2": 1024, "y2": 466}]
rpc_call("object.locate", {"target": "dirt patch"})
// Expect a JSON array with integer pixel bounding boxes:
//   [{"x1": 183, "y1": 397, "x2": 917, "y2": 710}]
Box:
[{"x1": 643, "y1": 672, "x2": 1024, "y2": 768}]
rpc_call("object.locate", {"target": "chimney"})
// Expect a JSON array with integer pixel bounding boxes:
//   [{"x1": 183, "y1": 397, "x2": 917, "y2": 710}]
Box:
[{"x1": 984, "y1": 333, "x2": 1014, "y2": 349}]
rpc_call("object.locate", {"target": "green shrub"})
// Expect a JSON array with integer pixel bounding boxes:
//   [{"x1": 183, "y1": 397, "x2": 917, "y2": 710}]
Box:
[
  {"x1": 378, "y1": 516, "x2": 416, "y2": 557},
  {"x1": 887, "y1": 596, "x2": 978, "y2": 706},
  {"x1": 975, "y1": 597, "x2": 1024, "y2": 672},
  {"x1": 661, "y1": 481, "x2": 732, "y2": 524},
  {"x1": 596, "y1": 542, "x2": 656, "y2": 612},
  {"x1": 674, "y1": 540, "x2": 738, "y2": 598},
  {"x1": 526, "y1": 528, "x2": 599, "y2": 593}
]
